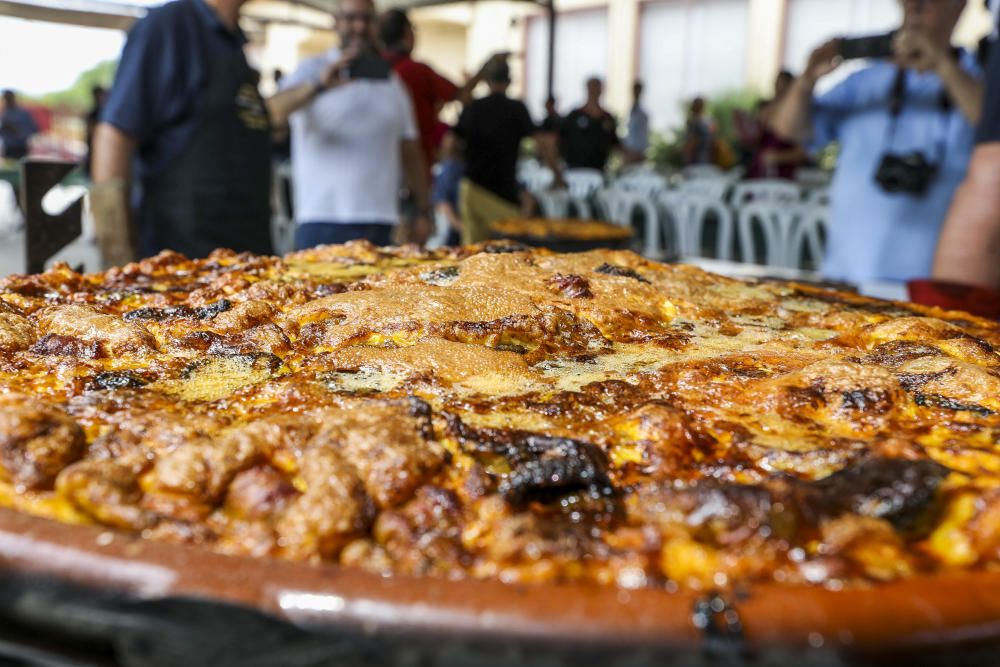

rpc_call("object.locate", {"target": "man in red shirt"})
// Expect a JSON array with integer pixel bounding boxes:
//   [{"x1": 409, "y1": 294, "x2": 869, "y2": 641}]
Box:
[{"x1": 379, "y1": 8, "x2": 506, "y2": 167}]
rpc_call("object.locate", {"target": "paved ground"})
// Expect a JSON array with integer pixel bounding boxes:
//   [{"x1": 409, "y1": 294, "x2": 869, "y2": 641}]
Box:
[{"x1": 0, "y1": 229, "x2": 102, "y2": 278}]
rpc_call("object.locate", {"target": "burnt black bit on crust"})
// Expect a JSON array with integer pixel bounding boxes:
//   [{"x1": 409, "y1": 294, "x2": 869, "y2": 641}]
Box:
[
  {"x1": 419, "y1": 266, "x2": 460, "y2": 285},
  {"x1": 896, "y1": 368, "x2": 957, "y2": 392},
  {"x1": 863, "y1": 341, "x2": 943, "y2": 368},
  {"x1": 180, "y1": 352, "x2": 284, "y2": 379},
  {"x1": 794, "y1": 457, "x2": 950, "y2": 530},
  {"x1": 913, "y1": 393, "x2": 996, "y2": 417},
  {"x1": 498, "y1": 439, "x2": 612, "y2": 506},
  {"x1": 123, "y1": 299, "x2": 233, "y2": 322},
  {"x1": 547, "y1": 274, "x2": 594, "y2": 299},
  {"x1": 594, "y1": 263, "x2": 651, "y2": 284},
  {"x1": 90, "y1": 371, "x2": 149, "y2": 391},
  {"x1": 839, "y1": 388, "x2": 893, "y2": 413},
  {"x1": 30, "y1": 334, "x2": 102, "y2": 359},
  {"x1": 444, "y1": 414, "x2": 615, "y2": 507}
]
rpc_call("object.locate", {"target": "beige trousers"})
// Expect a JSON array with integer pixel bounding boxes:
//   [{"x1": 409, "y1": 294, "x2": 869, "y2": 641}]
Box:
[{"x1": 458, "y1": 179, "x2": 520, "y2": 245}]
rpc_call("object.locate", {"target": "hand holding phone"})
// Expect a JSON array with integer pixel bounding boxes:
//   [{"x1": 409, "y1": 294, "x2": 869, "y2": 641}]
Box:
[
  {"x1": 317, "y1": 48, "x2": 357, "y2": 91},
  {"x1": 804, "y1": 39, "x2": 843, "y2": 83}
]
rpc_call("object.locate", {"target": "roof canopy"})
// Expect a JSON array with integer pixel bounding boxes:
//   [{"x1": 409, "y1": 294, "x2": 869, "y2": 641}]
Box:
[
  {"x1": 0, "y1": 0, "x2": 547, "y2": 30},
  {"x1": 1, "y1": 0, "x2": 557, "y2": 96}
]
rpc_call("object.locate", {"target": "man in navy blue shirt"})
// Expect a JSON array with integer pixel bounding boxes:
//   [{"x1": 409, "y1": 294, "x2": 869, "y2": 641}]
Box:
[{"x1": 92, "y1": 0, "x2": 276, "y2": 264}]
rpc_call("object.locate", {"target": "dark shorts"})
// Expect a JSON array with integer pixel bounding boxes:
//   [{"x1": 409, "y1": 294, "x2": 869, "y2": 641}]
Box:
[{"x1": 294, "y1": 222, "x2": 394, "y2": 250}]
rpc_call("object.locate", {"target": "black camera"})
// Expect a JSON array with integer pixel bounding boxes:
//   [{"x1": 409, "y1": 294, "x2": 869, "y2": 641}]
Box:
[
  {"x1": 874, "y1": 152, "x2": 938, "y2": 195},
  {"x1": 839, "y1": 32, "x2": 896, "y2": 60}
]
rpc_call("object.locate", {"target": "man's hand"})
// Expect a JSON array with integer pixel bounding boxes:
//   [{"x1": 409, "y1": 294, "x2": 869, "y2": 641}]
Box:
[
  {"x1": 804, "y1": 39, "x2": 842, "y2": 84},
  {"x1": 483, "y1": 52, "x2": 511, "y2": 71},
  {"x1": 318, "y1": 48, "x2": 358, "y2": 91},
  {"x1": 894, "y1": 29, "x2": 949, "y2": 74},
  {"x1": 89, "y1": 180, "x2": 135, "y2": 269}
]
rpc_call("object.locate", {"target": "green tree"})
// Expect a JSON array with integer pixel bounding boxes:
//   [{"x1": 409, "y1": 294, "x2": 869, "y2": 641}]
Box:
[{"x1": 31, "y1": 60, "x2": 118, "y2": 112}]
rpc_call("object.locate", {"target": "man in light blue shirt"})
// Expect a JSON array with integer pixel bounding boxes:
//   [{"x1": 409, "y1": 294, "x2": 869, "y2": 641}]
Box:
[{"x1": 773, "y1": 0, "x2": 983, "y2": 285}]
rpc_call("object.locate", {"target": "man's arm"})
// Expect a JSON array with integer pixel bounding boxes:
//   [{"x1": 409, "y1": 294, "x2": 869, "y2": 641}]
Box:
[
  {"x1": 895, "y1": 30, "x2": 984, "y2": 126},
  {"x1": 453, "y1": 53, "x2": 509, "y2": 105},
  {"x1": 772, "y1": 39, "x2": 841, "y2": 143},
  {"x1": 533, "y1": 131, "x2": 565, "y2": 188},
  {"x1": 266, "y1": 54, "x2": 354, "y2": 130},
  {"x1": 938, "y1": 57, "x2": 984, "y2": 125},
  {"x1": 267, "y1": 83, "x2": 323, "y2": 130},
  {"x1": 933, "y1": 143, "x2": 1000, "y2": 287},
  {"x1": 90, "y1": 123, "x2": 138, "y2": 268},
  {"x1": 400, "y1": 138, "x2": 431, "y2": 244}
]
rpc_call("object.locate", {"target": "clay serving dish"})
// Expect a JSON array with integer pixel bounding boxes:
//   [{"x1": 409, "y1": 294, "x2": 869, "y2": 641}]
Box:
[{"x1": 3, "y1": 506, "x2": 1000, "y2": 664}]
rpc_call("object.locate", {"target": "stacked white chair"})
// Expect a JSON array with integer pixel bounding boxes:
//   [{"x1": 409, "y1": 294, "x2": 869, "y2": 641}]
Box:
[
  {"x1": 676, "y1": 177, "x2": 731, "y2": 201},
  {"x1": 534, "y1": 189, "x2": 571, "y2": 219},
  {"x1": 614, "y1": 170, "x2": 668, "y2": 197},
  {"x1": 564, "y1": 168, "x2": 605, "y2": 198},
  {"x1": 519, "y1": 164, "x2": 555, "y2": 193},
  {"x1": 683, "y1": 164, "x2": 725, "y2": 180},
  {"x1": 594, "y1": 187, "x2": 663, "y2": 258},
  {"x1": 562, "y1": 168, "x2": 605, "y2": 218},
  {"x1": 737, "y1": 201, "x2": 806, "y2": 268},
  {"x1": 730, "y1": 179, "x2": 802, "y2": 206},
  {"x1": 796, "y1": 167, "x2": 833, "y2": 189},
  {"x1": 661, "y1": 193, "x2": 735, "y2": 261},
  {"x1": 802, "y1": 187, "x2": 831, "y2": 207},
  {"x1": 786, "y1": 204, "x2": 829, "y2": 271}
]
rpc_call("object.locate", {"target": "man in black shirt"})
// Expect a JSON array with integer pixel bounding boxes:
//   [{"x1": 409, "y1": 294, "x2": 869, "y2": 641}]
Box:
[
  {"x1": 454, "y1": 61, "x2": 561, "y2": 243},
  {"x1": 559, "y1": 77, "x2": 619, "y2": 171},
  {"x1": 934, "y1": 2, "x2": 1000, "y2": 288},
  {"x1": 540, "y1": 96, "x2": 562, "y2": 133}
]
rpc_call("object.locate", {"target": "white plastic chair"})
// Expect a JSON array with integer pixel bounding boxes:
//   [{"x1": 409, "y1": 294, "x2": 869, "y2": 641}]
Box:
[
  {"x1": 594, "y1": 187, "x2": 663, "y2": 258},
  {"x1": 676, "y1": 177, "x2": 731, "y2": 202},
  {"x1": 736, "y1": 201, "x2": 800, "y2": 267},
  {"x1": 564, "y1": 169, "x2": 605, "y2": 198},
  {"x1": 614, "y1": 170, "x2": 668, "y2": 196},
  {"x1": 534, "y1": 189, "x2": 570, "y2": 218},
  {"x1": 802, "y1": 187, "x2": 831, "y2": 207},
  {"x1": 730, "y1": 179, "x2": 802, "y2": 206},
  {"x1": 270, "y1": 161, "x2": 295, "y2": 255},
  {"x1": 683, "y1": 164, "x2": 725, "y2": 180},
  {"x1": 796, "y1": 167, "x2": 833, "y2": 189},
  {"x1": 786, "y1": 204, "x2": 829, "y2": 271},
  {"x1": 663, "y1": 193, "x2": 735, "y2": 261},
  {"x1": 519, "y1": 165, "x2": 555, "y2": 194},
  {"x1": 516, "y1": 158, "x2": 541, "y2": 181}
]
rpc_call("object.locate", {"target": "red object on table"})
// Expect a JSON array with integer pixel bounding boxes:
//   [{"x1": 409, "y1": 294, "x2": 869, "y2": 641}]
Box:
[{"x1": 907, "y1": 279, "x2": 1000, "y2": 319}]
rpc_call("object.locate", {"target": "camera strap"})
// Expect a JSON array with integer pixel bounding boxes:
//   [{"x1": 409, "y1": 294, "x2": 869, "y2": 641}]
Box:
[{"x1": 884, "y1": 66, "x2": 952, "y2": 164}]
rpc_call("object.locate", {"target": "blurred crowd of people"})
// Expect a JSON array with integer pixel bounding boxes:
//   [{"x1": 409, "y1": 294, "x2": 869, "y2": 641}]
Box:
[{"x1": 5, "y1": 0, "x2": 1000, "y2": 297}]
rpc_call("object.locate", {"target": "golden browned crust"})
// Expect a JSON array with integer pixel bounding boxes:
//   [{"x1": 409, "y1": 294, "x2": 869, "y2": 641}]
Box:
[{"x1": 0, "y1": 241, "x2": 999, "y2": 593}]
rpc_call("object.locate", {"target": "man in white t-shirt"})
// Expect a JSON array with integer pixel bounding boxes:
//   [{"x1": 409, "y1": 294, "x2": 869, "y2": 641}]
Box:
[{"x1": 269, "y1": 0, "x2": 429, "y2": 249}]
